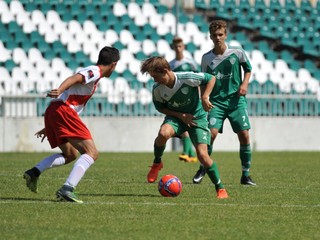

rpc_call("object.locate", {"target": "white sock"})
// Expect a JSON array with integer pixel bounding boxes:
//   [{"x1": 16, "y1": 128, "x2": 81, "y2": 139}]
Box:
[
  {"x1": 35, "y1": 153, "x2": 66, "y2": 173},
  {"x1": 64, "y1": 154, "x2": 94, "y2": 188}
]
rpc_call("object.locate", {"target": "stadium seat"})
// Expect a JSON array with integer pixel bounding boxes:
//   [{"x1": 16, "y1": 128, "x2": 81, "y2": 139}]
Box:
[
  {"x1": 0, "y1": 66, "x2": 12, "y2": 93},
  {"x1": 4, "y1": 59, "x2": 16, "y2": 72},
  {"x1": 0, "y1": 41, "x2": 11, "y2": 62},
  {"x1": 194, "y1": 0, "x2": 208, "y2": 10},
  {"x1": 113, "y1": 2, "x2": 127, "y2": 17},
  {"x1": 142, "y1": 39, "x2": 157, "y2": 56}
]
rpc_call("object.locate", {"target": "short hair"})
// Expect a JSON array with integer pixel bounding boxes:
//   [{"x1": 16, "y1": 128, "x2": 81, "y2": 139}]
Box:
[
  {"x1": 172, "y1": 36, "x2": 183, "y2": 45},
  {"x1": 140, "y1": 56, "x2": 171, "y2": 75},
  {"x1": 209, "y1": 20, "x2": 227, "y2": 35},
  {"x1": 96, "y1": 46, "x2": 120, "y2": 65}
]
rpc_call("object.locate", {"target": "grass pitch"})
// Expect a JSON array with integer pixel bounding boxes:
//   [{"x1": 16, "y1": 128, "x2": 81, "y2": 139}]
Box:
[{"x1": 1, "y1": 151, "x2": 319, "y2": 240}]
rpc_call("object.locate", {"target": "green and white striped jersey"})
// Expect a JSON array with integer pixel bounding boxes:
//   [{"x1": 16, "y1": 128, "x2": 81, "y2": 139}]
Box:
[
  {"x1": 201, "y1": 44, "x2": 252, "y2": 100},
  {"x1": 152, "y1": 72, "x2": 213, "y2": 119},
  {"x1": 169, "y1": 57, "x2": 199, "y2": 72}
]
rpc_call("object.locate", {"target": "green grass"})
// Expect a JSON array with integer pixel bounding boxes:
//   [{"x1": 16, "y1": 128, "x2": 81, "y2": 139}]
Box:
[{"x1": 1, "y1": 152, "x2": 320, "y2": 240}]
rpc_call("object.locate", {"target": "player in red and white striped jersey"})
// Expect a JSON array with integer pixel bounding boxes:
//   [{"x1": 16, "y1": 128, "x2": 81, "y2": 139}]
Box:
[{"x1": 23, "y1": 46, "x2": 120, "y2": 203}]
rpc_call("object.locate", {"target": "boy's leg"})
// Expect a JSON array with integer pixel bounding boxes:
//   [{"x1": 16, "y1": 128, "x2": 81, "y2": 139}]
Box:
[
  {"x1": 147, "y1": 122, "x2": 176, "y2": 183},
  {"x1": 239, "y1": 143, "x2": 256, "y2": 185},
  {"x1": 196, "y1": 143, "x2": 228, "y2": 199},
  {"x1": 56, "y1": 139, "x2": 97, "y2": 203},
  {"x1": 23, "y1": 153, "x2": 66, "y2": 193}
]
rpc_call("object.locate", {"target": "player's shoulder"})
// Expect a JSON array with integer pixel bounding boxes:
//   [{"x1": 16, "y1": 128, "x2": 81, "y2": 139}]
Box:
[
  {"x1": 152, "y1": 82, "x2": 161, "y2": 91},
  {"x1": 176, "y1": 71, "x2": 204, "y2": 79},
  {"x1": 228, "y1": 45, "x2": 245, "y2": 52},
  {"x1": 78, "y1": 65, "x2": 98, "y2": 71},
  {"x1": 202, "y1": 49, "x2": 212, "y2": 58}
]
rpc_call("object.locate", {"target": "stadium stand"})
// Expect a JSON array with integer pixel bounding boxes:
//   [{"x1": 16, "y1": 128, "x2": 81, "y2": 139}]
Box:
[{"x1": 0, "y1": 0, "x2": 319, "y2": 117}]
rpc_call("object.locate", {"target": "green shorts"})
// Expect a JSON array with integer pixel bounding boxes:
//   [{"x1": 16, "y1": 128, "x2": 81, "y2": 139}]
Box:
[
  {"x1": 163, "y1": 115, "x2": 211, "y2": 145},
  {"x1": 208, "y1": 97, "x2": 251, "y2": 133}
]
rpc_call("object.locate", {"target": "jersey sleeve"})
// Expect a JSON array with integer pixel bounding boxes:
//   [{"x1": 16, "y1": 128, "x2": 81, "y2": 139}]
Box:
[
  {"x1": 77, "y1": 66, "x2": 102, "y2": 84},
  {"x1": 239, "y1": 50, "x2": 252, "y2": 72},
  {"x1": 152, "y1": 85, "x2": 166, "y2": 111},
  {"x1": 178, "y1": 72, "x2": 213, "y2": 87}
]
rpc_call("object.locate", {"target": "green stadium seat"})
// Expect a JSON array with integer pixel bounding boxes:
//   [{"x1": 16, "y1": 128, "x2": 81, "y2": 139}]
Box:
[
  {"x1": 208, "y1": 0, "x2": 221, "y2": 11},
  {"x1": 269, "y1": 0, "x2": 282, "y2": 12},
  {"x1": 254, "y1": 0, "x2": 266, "y2": 10},
  {"x1": 24, "y1": 2, "x2": 37, "y2": 11},
  {"x1": 248, "y1": 79, "x2": 261, "y2": 94},
  {"x1": 44, "y1": 50, "x2": 56, "y2": 61},
  {"x1": 4, "y1": 59, "x2": 16, "y2": 72},
  {"x1": 178, "y1": 13, "x2": 190, "y2": 24},
  {"x1": 40, "y1": 3, "x2": 52, "y2": 14},
  {"x1": 186, "y1": 42, "x2": 198, "y2": 54},
  {"x1": 8, "y1": 22, "x2": 20, "y2": 34},
  {"x1": 55, "y1": 4, "x2": 67, "y2": 15},
  {"x1": 236, "y1": 14, "x2": 255, "y2": 30},
  {"x1": 142, "y1": 23, "x2": 155, "y2": 37},
  {"x1": 194, "y1": 0, "x2": 208, "y2": 10},
  {"x1": 239, "y1": 0, "x2": 251, "y2": 13},
  {"x1": 135, "y1": 51, "x2": 147, "y2": 61},
  {"x1": 215, "y1": 6, "x2": 233, "y2": 20},
  {"x1": 264, "y1": 51, "x2": 278, "y2": 62},
  {"x1": 281, "y1": 33, "x2": 296, "y2": 48},
  {"x1": 261, "y1": 80, "x2": 280, "y2": 94},
  {"x1": 120, "y1": 14, "x2": 133, "y2": 28}
]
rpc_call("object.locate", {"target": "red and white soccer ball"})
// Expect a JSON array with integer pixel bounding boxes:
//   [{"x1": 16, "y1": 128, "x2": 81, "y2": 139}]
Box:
[{"x1": 158, "y1": 175, "x2": 182, "y2": 197}]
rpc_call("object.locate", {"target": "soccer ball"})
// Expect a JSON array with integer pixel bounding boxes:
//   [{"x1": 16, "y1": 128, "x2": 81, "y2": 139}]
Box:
[{"x1": 158, "y1": 175, "x2": 182, "y2": 197}]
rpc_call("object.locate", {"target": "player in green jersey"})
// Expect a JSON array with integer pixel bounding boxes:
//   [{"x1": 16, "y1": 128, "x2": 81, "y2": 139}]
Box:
[
  {"x1": 193, "y1": 20, "x2": 256, "y2": 186},
  {"x1": 169, "y1": 37, "x2": 199, "y2": 163},
  {"x1": 140, "y1": 56, "x2": 228, "y2": 199}
]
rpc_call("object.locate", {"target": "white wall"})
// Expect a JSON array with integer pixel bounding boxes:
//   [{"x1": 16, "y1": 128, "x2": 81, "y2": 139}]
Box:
[{"x1": 0, "y1": 117, "x2": 319, "y2": 152}]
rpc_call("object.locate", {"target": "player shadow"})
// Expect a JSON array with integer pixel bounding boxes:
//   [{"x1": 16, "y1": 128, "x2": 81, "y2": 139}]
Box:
[{"x1": 81, "y1": 193, "x2": 160, "y2": 198}]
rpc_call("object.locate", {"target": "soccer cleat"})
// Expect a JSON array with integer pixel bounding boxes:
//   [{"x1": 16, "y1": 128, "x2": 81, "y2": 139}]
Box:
[
  {"x1": 188, "y1": 156, "x2": 198, "y2": 163},
  {"x1": 216, "y1": 188, "x2": 229, "y2": 199},
  {"x1": 192, "y1": 166, "x2": 206, "y2": 184},
  {"x1": 240, "y1": 176, "x2": 257, "y2": 186},
  {"x1": 179, "y1": 154, "x2": 189, "y2": 162},
  {"x1": 23, "y1": 170, "x2": 39, "y2": 193},
  {"x1": 147, "y1": 162, "x2": 163, "y2": 183},
  {"x1": 56, "y1": 185, "x2": 83, "y2": 204},
  {"x1": 179, "y1": 154, "x2": 198, "y2": 163}
]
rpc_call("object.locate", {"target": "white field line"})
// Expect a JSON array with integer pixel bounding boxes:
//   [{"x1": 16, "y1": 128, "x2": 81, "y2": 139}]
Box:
[{"x1": 0, "y1": 200, "x2": 319, "y2": 208}]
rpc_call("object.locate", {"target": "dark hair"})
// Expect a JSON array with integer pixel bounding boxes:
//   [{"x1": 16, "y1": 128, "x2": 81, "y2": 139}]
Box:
[
  {"x1": 96, "y1": 46, "x2": 120, "y2": 65},
  {"x1": 140, "y1": 56, "x2": 171, "y2": 75},
  {"x1": 209, "y1": 20, "x2": 227, "y2": 35}
]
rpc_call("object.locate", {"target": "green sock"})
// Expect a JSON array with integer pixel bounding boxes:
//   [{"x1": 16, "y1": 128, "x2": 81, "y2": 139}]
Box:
[
  {"x1": 205, "y1": 162, "x2": 224, "y2": 190},
  {"x1": 182, "y1": 136, "x2": 192, "y2": 156},
  {"x1": 153, "y1": 144, "x2": 166, "y2": 164},
  {"x1": 240, "y1": 144, "x2": 251, "y2": 177}
]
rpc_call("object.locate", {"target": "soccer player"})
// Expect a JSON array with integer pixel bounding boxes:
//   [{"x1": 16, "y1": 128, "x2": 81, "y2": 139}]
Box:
[
  {"x1": 141, "y1": 56, "x2": 228, "y2": 199},
  {"x1": 192, "y1": 20, "x2": 256, "y2": 186},
  {"x1": 23, "y1": 46, "x2": 120, "y2": 203},
  {"x1": 169, "y1": 37, "x2": 199, "y2": 163}
]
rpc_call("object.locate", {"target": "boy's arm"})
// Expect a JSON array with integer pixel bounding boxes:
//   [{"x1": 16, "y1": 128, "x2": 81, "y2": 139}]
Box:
[
  {"x1": 157, "y1": 107, "x2": 197, "y2": 127},
  {"x1": 239, "y1": 71, "x2": 251, "y2": 96},
  {"x1": 47, "y1": 73, "x2": 84, "y2": 98},
  {"x1": 201, "y1": 76, "x2": 215, "y2": 112}
]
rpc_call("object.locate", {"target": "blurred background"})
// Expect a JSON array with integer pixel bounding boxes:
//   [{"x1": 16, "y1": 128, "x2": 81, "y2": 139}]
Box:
[{"x1": 0, "y1": 0, "x2": 319, "y2": 152}]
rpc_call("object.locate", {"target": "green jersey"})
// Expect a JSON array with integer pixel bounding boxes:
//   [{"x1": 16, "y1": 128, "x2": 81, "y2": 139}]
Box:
[
  {"x1": 201, "y1": 44, "x2": 252, "y2": 102},
  {"x1": 153, "y1": 72, "x2": 213, "y2": 119},
  {"x1": 169, "y1": 57, "x2": 199, "y2": 72}
]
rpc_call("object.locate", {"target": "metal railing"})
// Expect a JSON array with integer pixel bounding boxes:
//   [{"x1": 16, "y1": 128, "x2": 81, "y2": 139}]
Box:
[{"x1": 1, "y1": 94, "x2": 319, "y2": 117}]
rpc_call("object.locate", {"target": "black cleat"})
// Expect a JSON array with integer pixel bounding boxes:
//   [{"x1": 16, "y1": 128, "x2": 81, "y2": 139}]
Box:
[
  {"x1": 193, "y1": 166, "x2": 206, "y2": 184},
  {"x1": 240, "y1": 176, "x2": 256, "y2": 186}
]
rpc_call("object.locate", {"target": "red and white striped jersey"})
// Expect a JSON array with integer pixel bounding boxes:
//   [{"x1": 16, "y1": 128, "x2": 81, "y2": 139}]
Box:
[{"x1": 52, "y1": 65, "x2": 102, "y2": 115}]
